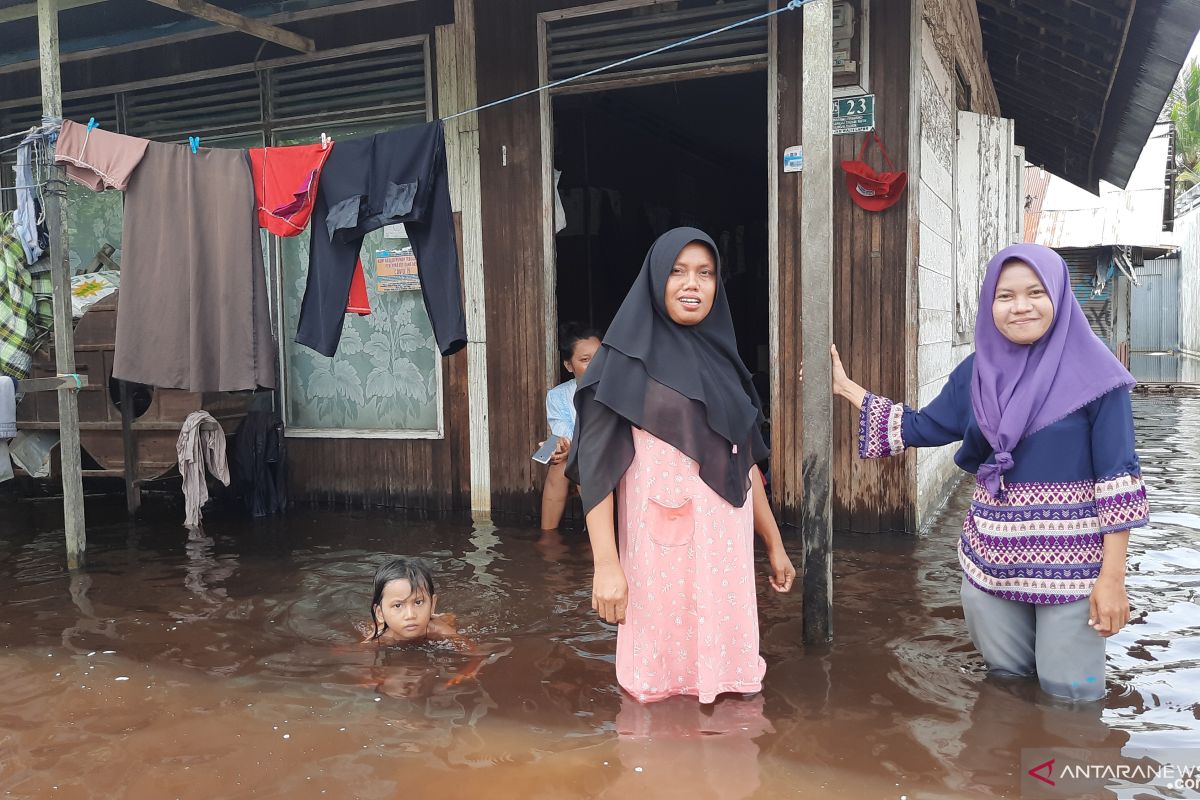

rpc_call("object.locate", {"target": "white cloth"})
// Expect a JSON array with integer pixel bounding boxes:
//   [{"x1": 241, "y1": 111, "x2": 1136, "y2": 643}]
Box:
[
  {"x1": 0, "y1": 376, "x2": 16, "y2": 439},
  {"x1": 553, "y1": 169, "x2": 567, "y2": 234},
  {"x1": 176, "y1": 411, "x2": 229, "y2": 529}
]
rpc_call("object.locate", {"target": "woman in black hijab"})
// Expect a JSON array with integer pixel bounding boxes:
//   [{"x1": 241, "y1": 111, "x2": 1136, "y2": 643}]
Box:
[{"x1": 566, "y1": 227, "x2": 795, "y2": 704}]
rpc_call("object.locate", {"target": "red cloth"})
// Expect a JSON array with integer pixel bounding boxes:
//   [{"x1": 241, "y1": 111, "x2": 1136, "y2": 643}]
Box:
[
  {"x1": 249, "y1": 142, "x2": 370, "y2": 316},
  {"x1": 247, "y1": 143, "x2": 331, "y2": 237},
  {"x1": 346, "y1": 258, "x2": 371, "y2": 315}
]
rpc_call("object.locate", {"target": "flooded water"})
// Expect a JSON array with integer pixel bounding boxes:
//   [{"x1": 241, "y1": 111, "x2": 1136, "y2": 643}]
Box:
[{"x1": 1, "y1": 396, "x2": 1198, "y2": 799}]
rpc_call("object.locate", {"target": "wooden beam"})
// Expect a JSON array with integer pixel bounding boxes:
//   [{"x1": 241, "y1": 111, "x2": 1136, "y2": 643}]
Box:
[
  {"x1": 141, "y1": 0, "x2": 315, "y2": 53},
  {"x1": 0, "y1": 0, "x2": 102, "y2": 24},
  {"x1": 976, "y1": 10, "x2": 1118, "y2": 73},
  {"x1": 977, "y1": 0, "x2": 1124, "y2": 41},
  {"x1": 0, "y1": 1, "x2": 419, "y2": 79},
  {"x1": 800, "y1": 0, "x2": 834, "y2": 644},
  {"x1": 38, "y1": 0, "x2": 88, "y2": 570},
  {"x1": 15, "y1": 374, "x2": 89, "y2": 392}
]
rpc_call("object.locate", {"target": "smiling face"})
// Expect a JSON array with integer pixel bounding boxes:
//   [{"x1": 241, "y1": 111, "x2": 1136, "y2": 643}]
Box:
[
  {"x1": 992, "y1": 260, "x2": 1055, "y2": 345},
  {"x1": 373, "y1": 579, "x2": 437, "y2": 642},
  {"x1": 664, "y1": 242, "x2": 717, "y2": 326}
]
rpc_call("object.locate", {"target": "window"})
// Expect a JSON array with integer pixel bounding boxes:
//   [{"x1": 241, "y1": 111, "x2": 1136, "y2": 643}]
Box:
[{"x1": 275, "y1": 120, "x2": 444, "y2": 438}]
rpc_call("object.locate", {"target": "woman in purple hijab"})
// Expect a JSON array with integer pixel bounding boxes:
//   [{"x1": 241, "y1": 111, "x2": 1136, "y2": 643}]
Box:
[{"x1": 831, "y1": 243, "x2": 1148, "y2": 701}]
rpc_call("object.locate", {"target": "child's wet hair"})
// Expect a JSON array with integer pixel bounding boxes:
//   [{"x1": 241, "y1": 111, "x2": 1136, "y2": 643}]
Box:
[
  {"x1": 369, "y1": 557, "x2": 436, "y2": 640},
  {"x1": 558, "y1": 321, "x2": 603, "y2": 363}
]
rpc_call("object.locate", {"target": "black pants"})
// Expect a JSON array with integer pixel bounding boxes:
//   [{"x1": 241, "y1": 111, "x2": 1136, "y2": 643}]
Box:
[{"x1": 296, "y1": 120, "x2": 467, "y2": 358}]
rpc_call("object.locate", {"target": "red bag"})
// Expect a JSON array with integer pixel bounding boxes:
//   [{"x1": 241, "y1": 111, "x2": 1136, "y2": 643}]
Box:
[{"x1": 841, "y1": 132, "x2": 907, "y2": 212}]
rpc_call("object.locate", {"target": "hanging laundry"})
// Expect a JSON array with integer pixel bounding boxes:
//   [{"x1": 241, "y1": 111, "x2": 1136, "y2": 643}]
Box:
[
  {"x1": 232, "y1": 409, "x2": 287, "y2": 517},
  {"x1": 247, "y1": 142, "x2": 332, "y2": 237},
  {"x1": 0, "y1": 374, "x2": 15, "y2": 482},
  {"x1": 12, "y1": 135, "x2": 44, "y2": 266},
  {"x1": 248, "y1": 141, "x2": 371, "y2": 316},
  {"x1": 0, "y1": 375, "x2": 15, "y2": 439},
  {"x1": 54, "y1": 118, "x2": 149, "y2": 192},
  {"x1": 296, "y1": 120, "x2": 466, "y2": 358},
  {"x1": 176, "y1": 411, "x2": 230, "y2": 529},
  {"x1": 8, "y1": 430, "x2": 57, "y2": 478},
  {"x1": 114, "y1": 141, "x2": 276, "y2": 392},
  {"x1": 0, "y1": 215, "x2": 42, "y2": 380},
  {"x1": 553, "y1": 169, "x2": 568, "y2": 234},
  {"x1": 345, "y1": 258, "x2": 371, "y2": 315}
]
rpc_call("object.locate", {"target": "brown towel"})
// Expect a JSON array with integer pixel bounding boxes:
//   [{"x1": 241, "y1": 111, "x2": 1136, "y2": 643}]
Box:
[
  {"x1": 114, "y1": 141, "x2": 276, "y2": 392},
  {"x1": 54, "y1": 119, "x2": 149, "y2": 192}
]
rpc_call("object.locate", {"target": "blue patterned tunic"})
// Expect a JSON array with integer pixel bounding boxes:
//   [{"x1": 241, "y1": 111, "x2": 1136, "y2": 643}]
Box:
[{"x1": 859, "y1": 355, "x2": 1149, "y2": 604}]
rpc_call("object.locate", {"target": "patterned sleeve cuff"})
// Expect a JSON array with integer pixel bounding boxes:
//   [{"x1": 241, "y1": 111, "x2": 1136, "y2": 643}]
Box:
[
  {"x1": 858, "y1": 392, "x2": 906, "y2": 459},
  {"x1": 1094, "y1": 473, "x2": 1149, "y2": 532}
]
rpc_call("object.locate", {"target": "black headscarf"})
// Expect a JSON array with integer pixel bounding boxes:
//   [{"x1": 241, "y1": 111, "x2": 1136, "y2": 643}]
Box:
[{"x1": 566, "y1": 227, "x2": 768, "y2": 513}]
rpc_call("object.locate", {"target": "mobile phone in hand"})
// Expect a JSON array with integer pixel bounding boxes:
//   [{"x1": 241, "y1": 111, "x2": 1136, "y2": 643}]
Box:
[{"x1": 532, "y1": 436, "x2": 560, "y2": 464}]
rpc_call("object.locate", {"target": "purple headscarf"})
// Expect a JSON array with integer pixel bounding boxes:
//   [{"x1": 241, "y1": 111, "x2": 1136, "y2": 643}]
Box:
[{"x1": 971, "y1": 243, "x2": 1134, "y2": 495}]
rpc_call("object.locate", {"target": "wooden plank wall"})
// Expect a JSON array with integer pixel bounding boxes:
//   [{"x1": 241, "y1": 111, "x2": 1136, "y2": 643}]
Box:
[
  {"x1": 474, "y1": 0, "x2": 565, "y2": 522},
  {"x1": 774, "y1": 0, "x2": 913, "y2": 532}
]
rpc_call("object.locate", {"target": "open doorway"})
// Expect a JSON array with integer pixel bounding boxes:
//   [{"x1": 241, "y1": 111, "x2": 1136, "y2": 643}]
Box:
[{"x1": 550, "y1": 71, "x2": 771, "y2": 405}]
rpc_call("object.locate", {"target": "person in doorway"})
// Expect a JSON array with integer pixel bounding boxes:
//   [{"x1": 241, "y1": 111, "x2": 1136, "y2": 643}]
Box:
[
  {"x1": 566, "y1": 227, "x2": 796, "y2": 705},
  {"x1": 832, "y1": 243, "x2": 1148, "y2": 702},
  {"x1": 539, "y1": 323, "x2": 602, "y2": 530}
]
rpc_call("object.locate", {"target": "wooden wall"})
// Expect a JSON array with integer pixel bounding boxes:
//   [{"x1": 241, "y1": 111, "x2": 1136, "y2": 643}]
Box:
[
  {"x1": 773, "y1": 0, "x2": 914, "y2": 532},
  {"x1": 474, "y1": 0, "x2": 568, "y2": 522}
]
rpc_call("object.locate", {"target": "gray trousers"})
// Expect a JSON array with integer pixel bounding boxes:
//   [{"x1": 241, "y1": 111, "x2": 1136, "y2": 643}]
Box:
[{"x1": 960, "y1": 577, "x2": 1107, "y2": 702}]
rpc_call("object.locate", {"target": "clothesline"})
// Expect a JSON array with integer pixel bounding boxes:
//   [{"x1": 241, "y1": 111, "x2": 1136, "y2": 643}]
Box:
[
  {"x1": 3, "y1": 0, "x2": 814, "y2": 152},
  {"x1": 443, "y1": 0, "x2": 812, "y2": 121}
]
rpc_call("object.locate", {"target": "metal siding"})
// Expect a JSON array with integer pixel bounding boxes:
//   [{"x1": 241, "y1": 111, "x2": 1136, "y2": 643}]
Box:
[
  {"x1": 1062, "y1": 247, "x2": 1115, "y2": 346},
  {"x1": 1132, "y1": 256, "x2": 1181, "y2": 352}
]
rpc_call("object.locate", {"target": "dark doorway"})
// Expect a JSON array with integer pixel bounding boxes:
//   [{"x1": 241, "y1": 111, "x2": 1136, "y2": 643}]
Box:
[{"x1": 551, "y1": 71, "x2": 770, "y2": 400}]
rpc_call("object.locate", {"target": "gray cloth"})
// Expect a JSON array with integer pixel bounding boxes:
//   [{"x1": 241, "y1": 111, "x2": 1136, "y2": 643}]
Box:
[
  {"x1": 961, "y1": 576, "x2": 1107, "y2": 702},
  {"x1": 13, "y1": 137, "x2": 43, "y2": 266},
  {"x1": 0, "y1": 376, "x2": 16, "y2": 439},
  {"x1": 177, "y1": 411, "x2": 229, "y2": 529},
  {"x1": 114, "y1": 141, "x2": 276, "y2": 392},
  {"x1": 0, "y1": 441, "x2": 11, "y2": 482},
  {"x1": 8, "y1": 430, "x2": 57, "y2": 478}
]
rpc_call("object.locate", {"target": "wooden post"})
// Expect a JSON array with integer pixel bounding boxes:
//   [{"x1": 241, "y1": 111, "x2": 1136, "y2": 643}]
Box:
[
  {"x1": 37, "y1": 0, "x2": 87, "y2": 568},
  {"x1": 800, "y1": 0, "x2": 834, "y2": 643},
  {"x1": 119, "y1": 380, "x2": 141, "y2": 515}
]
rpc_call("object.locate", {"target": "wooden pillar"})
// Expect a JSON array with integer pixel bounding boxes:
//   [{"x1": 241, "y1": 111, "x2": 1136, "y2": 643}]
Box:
[
  {"x1": 37, "y1": 0, "x2": 87, "y2": 568},
  {"x1": 436, "y1": 0, "x2": 491, "y2": 518},
  {"x1": 800, "y1": 0, "x2": 834, "y2": 643}
]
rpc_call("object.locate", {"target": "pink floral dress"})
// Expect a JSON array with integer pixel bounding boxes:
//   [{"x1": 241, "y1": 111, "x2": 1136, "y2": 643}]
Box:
[{"x1": 616, "y1": 428, "x2": 766, "y2": 704}]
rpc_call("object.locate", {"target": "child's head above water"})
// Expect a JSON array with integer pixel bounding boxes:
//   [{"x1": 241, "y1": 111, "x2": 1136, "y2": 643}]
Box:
[{"x1": 370, "y1": 557, "x2": 437, "y2": 643}]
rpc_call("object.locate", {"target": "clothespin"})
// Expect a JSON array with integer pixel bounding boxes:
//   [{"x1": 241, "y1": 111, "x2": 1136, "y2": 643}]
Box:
[
  {"x1": 86, "y1": 117, "x2": 98, "y2": 132},
  {"x1": 189, "y1": 136, "x2": 200, "y2": 154},
  {"x1": 320, "y1": 132, "x2": 330, "y2": 150}
]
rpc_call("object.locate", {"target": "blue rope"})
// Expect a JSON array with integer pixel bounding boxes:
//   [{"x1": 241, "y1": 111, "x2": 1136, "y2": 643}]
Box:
[{"x1": 444, "y1": 0, "x2": 813, "y2": 121}]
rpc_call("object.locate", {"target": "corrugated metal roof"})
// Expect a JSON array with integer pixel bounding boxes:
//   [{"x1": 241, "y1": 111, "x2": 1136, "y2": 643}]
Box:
[{"x1": 1027, "y1": 123, "x2": 1176, "y2": 249}]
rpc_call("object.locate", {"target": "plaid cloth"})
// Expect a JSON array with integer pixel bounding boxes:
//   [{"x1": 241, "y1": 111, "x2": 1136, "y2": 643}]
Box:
[{"x1": 0, "y1": 212, "x2": 50, "y2": 380}]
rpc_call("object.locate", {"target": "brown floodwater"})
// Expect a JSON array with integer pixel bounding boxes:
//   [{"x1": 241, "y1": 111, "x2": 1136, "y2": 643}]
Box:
[{"x1": 1, "y1": 396, "x2": 1198, "y2": 799}]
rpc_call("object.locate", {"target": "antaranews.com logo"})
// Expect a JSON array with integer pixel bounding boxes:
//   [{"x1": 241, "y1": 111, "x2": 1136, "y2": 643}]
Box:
[{"x1": 1021, "y1": 749, "x2": 1200, "y2": 798}]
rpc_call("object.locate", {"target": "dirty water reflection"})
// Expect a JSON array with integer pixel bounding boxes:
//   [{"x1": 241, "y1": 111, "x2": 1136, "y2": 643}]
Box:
[{"x1": 0, "y1": 397, "x2": 1197, "y2": 799}]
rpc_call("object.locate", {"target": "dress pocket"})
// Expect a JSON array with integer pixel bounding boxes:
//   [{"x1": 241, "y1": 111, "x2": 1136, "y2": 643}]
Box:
[{"x1": 646, "y1": 496, "x2": 695, "y2": 547}]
